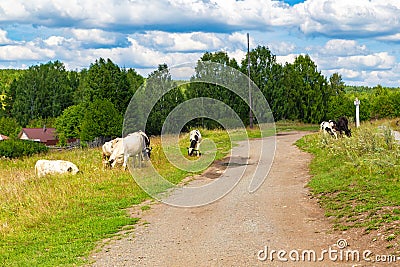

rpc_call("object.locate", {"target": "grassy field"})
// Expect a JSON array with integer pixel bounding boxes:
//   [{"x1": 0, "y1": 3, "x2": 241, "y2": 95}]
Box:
[
  {"x1": 0, "y1": 121, "x2": 320, "y2": 266},
  {"x1": 296, "y1": 119, "x2": 400, "y2": 250}
]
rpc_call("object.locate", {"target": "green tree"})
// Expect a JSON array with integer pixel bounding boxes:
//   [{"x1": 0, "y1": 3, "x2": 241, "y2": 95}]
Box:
[
  {"x1": 187, "y1": 51, "x2": 246, "y2": 128},
  {"x1": 292, "y1": 55, "x2": 329, "y2": 123},
  {"x1": 79, "y1": 58, "x2": 132, "y2": 113},
  {"x1": 55, "y1": 104, "x2": 86, "y2": 144},
  {"x1": 80, "y1": 99, "x2": 122, "y2": 141},
  {"x1": 9, "y1": 61, "x2": 75, "y2": 126},
  {"x1": 240, "y1": 46, "x2": 278, "y2": 104},
  {"x1": 0, "y1": 116, "x2": 21, "y2": 138},
  {"x1": 326, "y1": 73, "x2": 350, "y2": 119},
  {"x1": 144, "y1": 64, "x2": 184, "y2": 135}
]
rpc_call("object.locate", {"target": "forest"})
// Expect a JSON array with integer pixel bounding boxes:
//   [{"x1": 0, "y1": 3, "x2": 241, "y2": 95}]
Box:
[{"x1": 0, "y1": 46, "x2": 399, "y2": 143}]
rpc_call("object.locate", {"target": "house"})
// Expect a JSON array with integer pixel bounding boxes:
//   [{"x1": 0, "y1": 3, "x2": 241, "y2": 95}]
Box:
[
  {"x1": 18, "y1": 127, "x2": 58, "y2": 146},
  {"x1": 0, "y1": 134, "x2": 9, "y2": 141}
]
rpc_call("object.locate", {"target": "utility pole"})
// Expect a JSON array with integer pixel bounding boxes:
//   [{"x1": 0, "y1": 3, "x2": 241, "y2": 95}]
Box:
[{"x1": 247, "y1": 33, "x2": 253, "y2": 129}]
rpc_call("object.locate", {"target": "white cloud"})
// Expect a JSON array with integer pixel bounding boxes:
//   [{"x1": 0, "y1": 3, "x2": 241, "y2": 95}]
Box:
[
  {"x1": 0, "y1": 29, "x2": 11, "y2": 44},
  {"x1": 0, "y1": 0, "x2": 399, "y2": 87},
  {"x1": 321, "y1": 39, "x2": 367, "y2": 56},
  {"x1": 336, "y1": 52, "x2": 396, "y2": 70},
  {"x1": 297, "y1": 0, "x2": 400, "y2": 37},
  {"x1": 70, "y1": 29, "x2": 118, "y2": 45},
  {"x1": 0, "y1": 42, "x2": 55, "y2": 61}
]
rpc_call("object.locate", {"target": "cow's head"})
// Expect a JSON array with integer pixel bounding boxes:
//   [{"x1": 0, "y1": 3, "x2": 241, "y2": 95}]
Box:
[{"x1": 143, "y1": 146, "x2": 152, "y2": 160}]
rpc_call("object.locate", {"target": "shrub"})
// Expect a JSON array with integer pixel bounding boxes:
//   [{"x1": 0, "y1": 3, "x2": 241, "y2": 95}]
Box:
[{"x1": 0, "y1": 139, "x2": 48, "y2": 158}]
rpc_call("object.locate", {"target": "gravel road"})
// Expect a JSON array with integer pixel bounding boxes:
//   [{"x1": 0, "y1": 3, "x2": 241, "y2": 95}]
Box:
[{"x1": 90, "y1": 131, "x2": 356, "y2": 266}]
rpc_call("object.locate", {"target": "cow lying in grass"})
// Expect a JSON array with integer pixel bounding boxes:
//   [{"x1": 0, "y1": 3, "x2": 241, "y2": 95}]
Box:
[{"x1": 35, "y1": 159, "x2": 80, "y2": 177}]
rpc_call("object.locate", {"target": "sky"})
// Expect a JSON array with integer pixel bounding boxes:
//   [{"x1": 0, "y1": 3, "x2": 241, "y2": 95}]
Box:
[{"x1": 0, "y1": 0, "x2": 400, "y2": 87}]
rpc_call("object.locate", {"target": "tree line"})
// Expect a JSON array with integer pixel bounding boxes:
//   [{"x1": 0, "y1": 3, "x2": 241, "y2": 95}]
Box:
[{"x1": 0, "y1": 47, "x2": 399, "y2": 143}]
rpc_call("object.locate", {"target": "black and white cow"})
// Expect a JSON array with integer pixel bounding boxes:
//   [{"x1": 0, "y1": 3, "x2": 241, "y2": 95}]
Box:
[
  {"x1": 188, "y1": 129, "x2": 202, "y2": 156},
  {"x1": 320, "y1": 120, "x2": 338, "y2": 139},
  {"x1": 335, "y1": 116, "x2": 351, "y2": 137}
]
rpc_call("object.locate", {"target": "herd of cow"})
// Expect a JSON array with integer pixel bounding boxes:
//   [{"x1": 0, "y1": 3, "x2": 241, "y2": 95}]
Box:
[
  {"x1": 34, "y1": 117, "x2": 350, "y2": 177},
  {"x1": 320, "y1": 116, "x2": 352, "y2": 139},
  {"x1": 34, "y1": 129, "x2": 203, "y2": 177}
]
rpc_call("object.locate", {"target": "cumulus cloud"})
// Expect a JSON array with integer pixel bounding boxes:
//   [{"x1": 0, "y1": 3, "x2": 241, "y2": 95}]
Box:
[
  {"x1": 297, "y1": 0, "x2": 400, "y2": 38},
  {"x1": 320, "y1": 39, "x2": 367, "y2": 56},
  {"x1": 0, "y1": 0, "x2": 400, "y2": 86},
  {"x1": 0, "y1": 29, "x2": 11, "y2": 44}
]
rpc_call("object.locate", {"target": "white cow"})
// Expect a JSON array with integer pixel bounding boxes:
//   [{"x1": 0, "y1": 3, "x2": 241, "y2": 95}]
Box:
[
  {"x1": 108, "y1": 139, "x2": 125, "y2": 168},
  {"x1": 102, "y1": 137, "x2": 122, "y2": 167},
  {"x1": 122, "y1": 131, "x2": 151, "y2": 170},
  {"x1": 35, "y1": 159, "x2": 80, "y2": 177},
  {"x1": 188, "y1": 129, "x2": 202, "y2": 156},
  {"x1": 108, "y1": 131, "x2": 151, "y2": 169}
]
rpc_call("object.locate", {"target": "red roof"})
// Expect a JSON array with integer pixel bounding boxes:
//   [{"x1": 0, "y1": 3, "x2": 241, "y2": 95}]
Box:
[{"x1": 18, "y1": 127, "x2": 58, "y2": 145}]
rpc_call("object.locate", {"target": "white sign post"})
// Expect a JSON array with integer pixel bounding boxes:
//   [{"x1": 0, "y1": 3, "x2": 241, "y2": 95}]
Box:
[{"x1": 354, "y1": 98, "x2": 360, "y2": 128}]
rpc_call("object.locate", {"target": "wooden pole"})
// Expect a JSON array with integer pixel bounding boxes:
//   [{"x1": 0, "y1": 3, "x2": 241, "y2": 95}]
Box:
[{"x1": 247, "y1": 33, "x2": 253, "y2": 129}]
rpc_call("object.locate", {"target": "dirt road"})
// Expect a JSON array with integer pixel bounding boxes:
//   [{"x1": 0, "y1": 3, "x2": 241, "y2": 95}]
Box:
[{"x1": 90, "y1": 132, "x2": 353, "y2": 266}]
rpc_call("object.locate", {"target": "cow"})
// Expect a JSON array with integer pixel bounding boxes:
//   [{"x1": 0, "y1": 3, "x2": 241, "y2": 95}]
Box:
[
  {"x1": 320, "y1": 121, "x2": 338, "y2": 139},
  {"x1": 108, "y1": 139, "x2": 124, "y2": 168},
  {"x1": 102, "y1": 137, "x2": 122, "y2": 167},
  {"x1": 108, "y1": 131, "x2": 151, "y2": 169},
  {"x1": 122, "y1": 131, "x2": 151, "y2": 169},
  {"x1": 35, "y1": 159, "x2": 80, "y2": 177},
  {"x1": 137, "y1": 130, "x2": 151, "y2": 158},
  {"x1": 188, "y1": 129, "x2": 202, "y2": 156},
  {"x1": 335, "y1": 116, "x2": 352, "y2": 137}
]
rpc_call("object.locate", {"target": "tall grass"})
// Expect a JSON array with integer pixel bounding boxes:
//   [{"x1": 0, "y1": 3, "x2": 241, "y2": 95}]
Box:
[
  {"x1": 297, "y1": 120, "x2": 400, "y2": 249},
  {"x1": 0, "y1": 148, "x2": 148, "y2": 266}
]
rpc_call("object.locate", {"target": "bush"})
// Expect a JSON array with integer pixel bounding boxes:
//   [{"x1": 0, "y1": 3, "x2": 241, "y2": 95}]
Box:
[{"x1": 0, "y1": 139, "x2": 48, "y2": 158}]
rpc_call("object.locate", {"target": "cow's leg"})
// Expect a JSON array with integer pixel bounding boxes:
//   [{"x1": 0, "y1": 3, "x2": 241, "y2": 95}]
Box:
[{"x1": 123, "y1": 153, "x2": 128, "y2": 170}]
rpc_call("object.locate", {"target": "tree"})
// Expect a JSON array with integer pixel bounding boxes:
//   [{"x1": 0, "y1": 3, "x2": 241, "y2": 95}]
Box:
[
  {"x1": 9, "y1": 61, "x2": 76, "y2": 126},
  {"x1": 326, "y1": 73, "x2": 350, "y2": 119},
  {"x1": 240, "y1": 46, "x2": 278, "y2": 104},
  {"x1": 0, "y1": 116, "x2": 21, "y2": 138},
  {"x1": 55, "y1": 104, "x2": 86, "y2": 144},
  {"x1": 79, "y1": 58, "x2": 132, "y2": 113},
  {"x1": 292, "y1": 55, "x2": 329, "y2": 123},
  {"x1": 80, "y1": 99, "x2": 122, "y2": 141},
  {"x1": 145, "y1": 64, "x2": 184, "y2": 135},
  {"x1": 186, "y1": 51, "x2": 246, "y2": 128}
]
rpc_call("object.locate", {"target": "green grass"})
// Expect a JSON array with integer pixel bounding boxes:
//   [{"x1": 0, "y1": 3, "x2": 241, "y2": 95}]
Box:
[
  {"x1": 0, "y1": 148, "x2": 147, "y2": 266},
  {"x1": 0, "y1": 121, "x2": 317, "y2": 266},
  {"x1": 296, "y1": 120, "x2": 400, "y2": 248}
]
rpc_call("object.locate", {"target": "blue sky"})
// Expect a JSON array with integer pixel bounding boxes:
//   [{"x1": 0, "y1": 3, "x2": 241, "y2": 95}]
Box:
[{"x1": 0, "y1": 0, "x2": 399, "y2": 87}]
